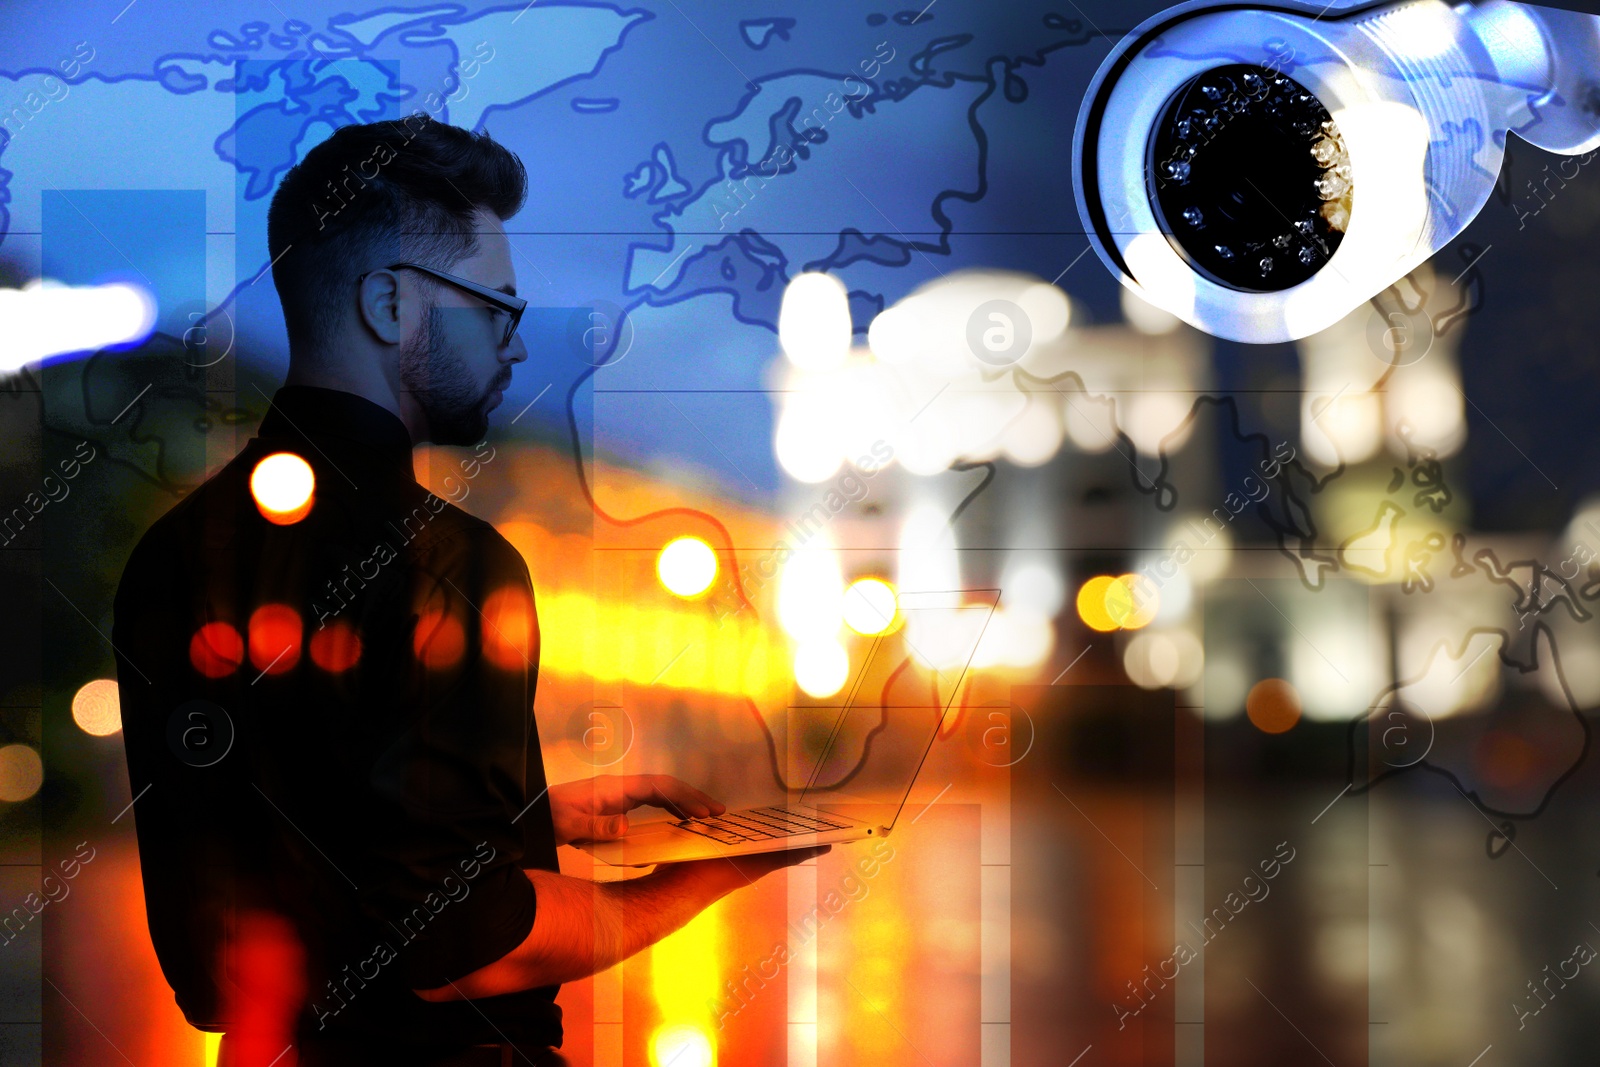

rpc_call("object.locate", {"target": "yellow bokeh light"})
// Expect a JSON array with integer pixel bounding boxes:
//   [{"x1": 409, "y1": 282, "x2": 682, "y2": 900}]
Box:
[
  {"x1": 250, "y1": 452, "x2": 315, "y2": 525},
  {"x1": 1076, "y1": 576, "x2": 1121, "y2": 632},
  {"x1": 794, "y1": 639, "x2": 850, "y2": 698},
  {"x1": 1106, "y1": 573, "x2": 1160, "y2": 630},
  {"x1": 71, "y1": 679, "x2": 121, "y2": 736},
  {"x1": 1078, "y1": 574, "x2": 1160, "y2": 632},
  {"x1": 652, "y1": 900, "x2": 722, "y2": 1027},
  {"x1": 657, "y1": 536, "x2": 718, "y2": 598},
  {"x1": 651, "y1": 1024, "x2": 714, "y2": 1067},
  {"x1": 537, "y1": 591, "x2": 782, "y2": 702},
  {"x1": 0, "y1": 744, "x2": 43, "y2": 803},
  {"x1": 843, "y1": 577, "x2": 899, "y2": 635}
]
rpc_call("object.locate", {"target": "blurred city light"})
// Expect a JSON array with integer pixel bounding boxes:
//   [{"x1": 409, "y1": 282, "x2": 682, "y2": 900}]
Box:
[
  {"x1": 1387, "y1": 357, "x2": 1466, "y2": 458},
  {"x1": 247, "y1": 604, "x2": 303, "y2": 675},
  {"x1": 774, "y1": 384, "x2": 850, "y2": 483},
  {"x1": 308, "y1": 620, "x2": 362, "y2": 674},
  {"x1": 1016, "y1": 281, "x2": 1072, "y2": 342},
  {"x1": 865, "y1": 304, "x2": 925, "y2": 365},
  {"x1": 1077, "y1": 574, "x2": 1159, "y2": 633},
  {"x1": 650, "y1": 1023, "x2": 714, "y2": 1067},
  {"x1": 1106, "y1": 573, "x2": 1159, "y2": 630},
  {"x1": 537, "y1": 590, "x2": 783, "y2": 701},
  {"x1": 1002, "y1": 558, "x2": 1064, "y2": 618},
  {"x1": 971, "y1": 605, "x2": 1053, "y2": 669},
  {"x1": 71, "y1": 678, "x2": 122, "y2": 736},
  {"x1": 0, "y1": 279, "x2": 156, "y2": 371},
  {"x1": 779, "y1": 271, "x2": 852, "y2": 372},
  {"x1": 1247, "y1": 678, "x2": 1303, "y2": 734},
  {"x1": 412, "y1": 608, "x2": 466, "y2": 671},
  {"x1": 1123, "y1": 629, "x2": 1205, "y2": 690},
  {"x1": 1395, "y1": 626, "x2": 1503, "y2": 719},
  {"x1": 908, "y1": 602, "x2": 997, "y2": 672},
  {"x1": 1123, "y1": 391, "x2": 1195, "y2": 456},
  {"x1": 843, "y1": 577, "x2": 899, "y2": 635},
  {"x1": 1000, "y1": 396, "x2": 1064, "y2": 467},
  {"x1": 776, "y1": 268, "x2": 1206, "y2": 480},
  {"x1": 1077, "y1": 576, "x2": 1121, "y2": 633},
  {"x1": 1303, "y1": 391, "x2": 1383, "y2": 466},
  {"x1": 779, "y1": 541, "x2": 845, "y2": 641},
  {"x1": 1297, "y1": 261, "x2": 1469, "y2": 464},
  {"x1": 794, "y1": 637, "x2": 850, "y2": 698},
  {"x1": 0, "y1": 743, "x2": 43, "y2": 802},
  {"x1": 898, "y1": 503, "x2": 960, "y2": 595},
  {"x1": 1168, "y1": 518, "x2": 1232, "y2": 584},
  {"x1": 651, "y1": 902, "x2": 722, "y2": 1067},
  {"x1": 249, "y1": 452, "x2": 315, "y2": 525},
  {"x1": 189, "y1": 621, "x2": 244, "y2": 679},
  {"x1": 657, "y1": 536, "x2": 718, "y2": 598},
  {"x1": 1543, "y1": 638, "x2": 1600, "y2": 710},
  {"x1": 782, "y1": 270, "x2": 1114, "y2": 477},
  {"x1": 1152, "y1": 569, "x2": 1193, "y2": 624},
  {"x1": 1121, "y1": 285, "x2": 1182, "y2": 335},
  {"x1": 480, "y1": 586, "x2": 535, "y2": 669}
]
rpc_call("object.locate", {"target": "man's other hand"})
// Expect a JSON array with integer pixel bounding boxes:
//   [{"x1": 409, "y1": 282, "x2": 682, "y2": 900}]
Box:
[{"x1": 548, "y1": 773, "x2": 726, "y2": 846}]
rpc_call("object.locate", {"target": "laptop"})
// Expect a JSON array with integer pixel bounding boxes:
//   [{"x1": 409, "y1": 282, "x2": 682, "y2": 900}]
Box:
[{"x1": 579, "y1": 588, "x2": 1000, "y2": 867}]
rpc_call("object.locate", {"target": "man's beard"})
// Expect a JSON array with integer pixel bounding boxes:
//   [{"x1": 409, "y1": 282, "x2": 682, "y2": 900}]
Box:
[{"x1": 399, "y1": 307, "x2": 501, "y2": 446}]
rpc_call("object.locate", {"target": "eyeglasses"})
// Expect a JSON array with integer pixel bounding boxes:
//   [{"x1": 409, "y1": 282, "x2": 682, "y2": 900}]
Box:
[{"x1": 361, "y1": 261, "x2": 526, "y2": 347}]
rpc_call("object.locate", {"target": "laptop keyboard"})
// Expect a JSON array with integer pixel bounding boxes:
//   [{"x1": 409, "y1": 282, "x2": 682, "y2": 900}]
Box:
[{"x1": 676, "y1": 805, "x2": 850, "y2": 846}]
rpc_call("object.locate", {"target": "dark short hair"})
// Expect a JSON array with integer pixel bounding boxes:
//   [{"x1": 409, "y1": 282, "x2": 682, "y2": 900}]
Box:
[{"x1": 266, "y1": 116, "x2": 527, "y2": 349}]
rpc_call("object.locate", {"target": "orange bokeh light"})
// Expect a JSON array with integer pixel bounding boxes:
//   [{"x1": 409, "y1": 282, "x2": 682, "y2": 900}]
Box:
[
  {"x1": 250, "y1": 452, "x2": 316, "y2": 525},
  {"x1": 189, "y1": 621, "x2": 245, "y2": 678},
  {"x1": 309, "y1": 620, "x2": 362, "y2": 673},
  {"x1": 482, "y1": 586, "x2": 536, "y2": 670},
  {"x1": 1477, "y1": 730, "x2": 1537, "y2": 790},
  {"x1": 413, "y1": 609, "x2": 466, "y2": 670},
  {"x1": 248, "y1": 604, "x2": 303, "y2": 675},
  {"x1": 71, "y1": 679, "x2": 122, "y2": 736},
  {"x1": 1246, "y1": 678, "x2": 1302, "y2": 735}
]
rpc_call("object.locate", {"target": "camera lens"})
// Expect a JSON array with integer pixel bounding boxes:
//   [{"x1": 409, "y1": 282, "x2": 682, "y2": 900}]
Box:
[{"x1": 1150, "y1": 64, "x2": 1350, "y2": 292}]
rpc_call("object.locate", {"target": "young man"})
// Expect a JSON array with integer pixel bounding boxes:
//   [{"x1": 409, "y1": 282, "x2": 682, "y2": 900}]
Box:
[{"x1": 112, "y1": 116, "x2": 819, "y2": 1067}]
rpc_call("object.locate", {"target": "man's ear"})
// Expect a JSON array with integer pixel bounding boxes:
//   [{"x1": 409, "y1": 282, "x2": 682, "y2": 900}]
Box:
[{"x1": 357, "y1": 269, "x2": 405, "y2": 345}]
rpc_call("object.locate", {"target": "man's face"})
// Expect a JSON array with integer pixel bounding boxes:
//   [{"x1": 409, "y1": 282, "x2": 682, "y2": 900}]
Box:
[{"x1": 398, "y1": 207, "x2": 526, "y2": 446}]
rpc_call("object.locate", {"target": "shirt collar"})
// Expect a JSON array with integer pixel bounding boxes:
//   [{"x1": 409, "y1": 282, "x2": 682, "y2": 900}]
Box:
[{"x1": 258, "y1": 385, "x2": 415, "y2": 478}]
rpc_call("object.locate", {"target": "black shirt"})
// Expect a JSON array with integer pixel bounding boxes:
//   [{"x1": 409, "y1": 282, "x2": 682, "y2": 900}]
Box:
[{"x1": 112, "y1": 385, "x2": 561, "y2": 1058}]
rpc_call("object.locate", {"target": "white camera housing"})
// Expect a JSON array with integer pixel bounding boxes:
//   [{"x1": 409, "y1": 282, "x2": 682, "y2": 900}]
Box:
[{"x1": 1074, "y1": 1, "x2": 1600, "y2": 343}]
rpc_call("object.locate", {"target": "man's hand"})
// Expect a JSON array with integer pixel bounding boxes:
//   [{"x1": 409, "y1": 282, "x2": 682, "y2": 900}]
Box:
[
  {"x1": 548, "y1": 773, "x2": 725, "y2": 846},
  {"x1": 415, "y1": 843, "x2": 834, "y2": 999},
  {"x1": 655, "y1": 845, "x2": 832, "y2": 897}
]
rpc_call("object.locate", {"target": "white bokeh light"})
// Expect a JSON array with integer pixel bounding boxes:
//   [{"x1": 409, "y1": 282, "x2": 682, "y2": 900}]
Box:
[
  {"x1": 778, "y1": 540, "x2": 845, "y2": 641},
  {"x1": 0, "y1": 280, "x2": 157, "y2": 371},
  {"x1": 794, "y1": 638, "x2": 850, "y2": 698},
  {"x1": 779, "y1": 272, "x2": 852, "y2": 372}
]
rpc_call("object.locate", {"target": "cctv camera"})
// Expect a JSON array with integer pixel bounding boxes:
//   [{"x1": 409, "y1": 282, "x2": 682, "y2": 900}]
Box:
[{"x1": 1073, "y1": 0, "x2": 1600, "y2": 344}]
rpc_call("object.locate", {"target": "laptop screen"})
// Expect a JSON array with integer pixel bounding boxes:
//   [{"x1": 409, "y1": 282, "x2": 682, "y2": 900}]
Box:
[{"x1": 796, "y1": 588, "x2": 1000, "y2": 832}]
